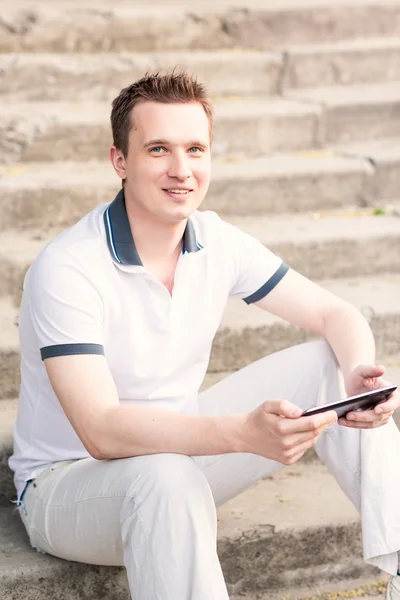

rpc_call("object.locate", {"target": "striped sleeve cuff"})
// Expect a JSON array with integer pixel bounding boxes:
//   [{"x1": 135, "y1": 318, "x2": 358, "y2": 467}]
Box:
[
  {"x1": 243, "y1": 263, "x2": 289, "y2": 305},
  {"x1": 40, "y1": 343, "x2": 105, "y2": 361}
]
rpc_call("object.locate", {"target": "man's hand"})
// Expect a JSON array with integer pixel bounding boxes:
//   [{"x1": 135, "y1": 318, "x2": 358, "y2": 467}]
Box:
[
  {"x1": 242, "y1": 400, "x2": 337, "y2": 465},
  {"x1": 340, "y1": 364, "x2": 400, "y2": 429}
]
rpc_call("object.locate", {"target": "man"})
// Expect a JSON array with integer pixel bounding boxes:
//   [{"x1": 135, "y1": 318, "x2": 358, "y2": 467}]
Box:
[{"x1": 9, "y1": 71, "x2": 400, "y2": 600}]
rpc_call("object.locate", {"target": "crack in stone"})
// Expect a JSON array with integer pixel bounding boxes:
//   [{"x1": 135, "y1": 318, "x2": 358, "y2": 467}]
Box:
[{"x1": 0, "y1": 10, "x2": 39, "y2": 36}]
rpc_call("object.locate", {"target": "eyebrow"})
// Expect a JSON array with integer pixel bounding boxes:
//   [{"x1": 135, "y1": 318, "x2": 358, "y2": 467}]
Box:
[{"x1": 143, "y1": 139, "x2": 209, "y2": 149}]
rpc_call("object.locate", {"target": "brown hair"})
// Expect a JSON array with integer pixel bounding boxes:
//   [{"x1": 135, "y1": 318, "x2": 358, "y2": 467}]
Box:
[{"x1": 111, "y1": 70, "x2": 214, "y2": 157}]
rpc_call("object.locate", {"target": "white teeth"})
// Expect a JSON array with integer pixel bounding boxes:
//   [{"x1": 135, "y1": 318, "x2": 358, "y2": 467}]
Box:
[{"x1": 167, "y1": 189, "x2": 190, "y2": 194}]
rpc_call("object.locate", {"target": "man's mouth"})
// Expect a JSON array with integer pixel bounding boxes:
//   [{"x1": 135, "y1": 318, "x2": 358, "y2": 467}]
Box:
[{"x1": 163, "y1": 188, "x2": 193, "y2": 196}]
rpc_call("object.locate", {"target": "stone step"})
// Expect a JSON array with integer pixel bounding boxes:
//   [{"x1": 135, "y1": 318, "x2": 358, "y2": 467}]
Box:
[
  {"x1": 0, "y1": 51, "x2": 284, "y2": 102},
  {"x1": 284, "y1": 37, "x2": 400, "y2": 90},
  {"x1": 0, "y1": 152, "x2": 378, "y2": 228},
  {"x1": 2, "y1": 0, "x2": 400, "y2": 52},
  {"x1": 2, "y1": 371, "x2": 399, "y2": 593},
  {"x1": 0, "y1": 494, "x2": 130, "y2": 599},
  {"x1": 1, "y1": 275, "x2": 399, "y2": 399},
  {"x1": 337, "y1": 137, "x2": 400, "y2": 202},
  {"x1": 2, "y1": 37, "x2": 400, "y2": 103},
  {"x1": 3, "y1": 382, "x2": 398, "y2": 597},
  {"x1": 217, "y1": 460, "x2": 381, "y2": 596},
  {"x1": 0, "y1": 98, "x2": 321, "y2": 164},
  {"x1": 0, "y1": 399, "x2": 18, "y2": 501},
  {"x1": 211, "y1": 274, "x2": 400, "y2": 372},
  {"x1": 233, "y1": 578, "x2": 389, "y2": 600},
  {"x1": 0, "y1": 445, "x2": 390, "y2": 598},
  {"x1": 1, "y1": 210, "x2": 400, "y2": 306},
  {"x1": 202, "y1": 359, "x2": 400, "y2": 393},
  {"x1": 4, "y1": 82, "x2": 400, "y2": 164},
  {"x1": 202, "y1": 362, "x2": 400, "y2": 467},
  {"x1": 3, "y1": 358, "x2": 400, "y2": 498},
  {"x1": 286, "y1": 81, "x2": 400, "y2": 146},
  {"x1": 0, "y1": 300, "x2": 20, "y2": 400}
]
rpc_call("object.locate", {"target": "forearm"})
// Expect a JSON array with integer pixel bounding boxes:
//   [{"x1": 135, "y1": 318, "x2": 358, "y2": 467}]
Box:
[
  {"x1": 322, "y1": 302, "x2": 376, "y2": 379},
  {"x1": 94, "y1": 404, "x2": 246, "y2": 460}
]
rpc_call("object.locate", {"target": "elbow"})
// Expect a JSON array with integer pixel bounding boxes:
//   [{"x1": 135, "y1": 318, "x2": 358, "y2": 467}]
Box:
[
  {"x1": 88, "y1": 446, "x2": 109, "y2": 461},
  {"x1": 321, "y1": 303, "x2": 370, "y2": 344},
  {"x1": 83, "y1": 435, "x2": 111, "y2": 461},
  {"x1": 80, "y1": 411, "x2": 116, "y2": 460}
]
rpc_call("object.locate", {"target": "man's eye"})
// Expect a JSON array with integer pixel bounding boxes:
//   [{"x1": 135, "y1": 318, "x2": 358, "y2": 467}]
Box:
[
  {"x1": 150, "y1": 147, "x2": 166, "y2": 154},
  {"x1": 189, "y1": 147, "x2": 202, "y2": 154}
]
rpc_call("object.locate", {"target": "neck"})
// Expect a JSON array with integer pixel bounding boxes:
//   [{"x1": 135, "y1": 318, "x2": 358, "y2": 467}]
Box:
[{"x1": 124, "y1": 191, "x2": 186, "y2": 263}]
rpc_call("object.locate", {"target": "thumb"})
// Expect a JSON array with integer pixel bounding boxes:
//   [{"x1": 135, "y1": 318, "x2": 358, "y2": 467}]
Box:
[
  {"x1": 356, "y1": 364, "x2": 385, "y2": 379},
  {"x1": 263, "y1": 399, "x2": 302, "y2": 419}
]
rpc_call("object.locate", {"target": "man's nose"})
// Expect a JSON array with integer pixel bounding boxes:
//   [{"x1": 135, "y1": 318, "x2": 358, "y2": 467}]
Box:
[{"x1": 168, "y1": 153, "x2": 192, "y2": 180}]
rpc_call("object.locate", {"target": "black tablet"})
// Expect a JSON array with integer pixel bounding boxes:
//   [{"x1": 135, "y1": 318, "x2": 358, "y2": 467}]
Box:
[{"x1": 302, "y1": 385, "x2": 397, "y2": 419}]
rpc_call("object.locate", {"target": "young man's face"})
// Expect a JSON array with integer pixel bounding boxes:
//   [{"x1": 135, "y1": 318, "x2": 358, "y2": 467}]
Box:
[{"x1": 111, "y1": 100, "x2": 212, "y2": 223}]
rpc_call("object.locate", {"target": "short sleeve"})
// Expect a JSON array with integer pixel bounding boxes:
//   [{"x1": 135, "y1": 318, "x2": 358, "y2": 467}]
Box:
[
  {"x1": 24, "y1": 249, "x2": 105, "y2": 361},
  {"x1": 221, "y1": 220, "x2": 289, "y2": 304}
]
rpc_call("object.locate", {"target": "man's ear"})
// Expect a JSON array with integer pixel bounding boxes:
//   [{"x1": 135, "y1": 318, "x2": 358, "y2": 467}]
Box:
[{"x1": 109, "y1": 146, "x2": 127, "y2": 182}]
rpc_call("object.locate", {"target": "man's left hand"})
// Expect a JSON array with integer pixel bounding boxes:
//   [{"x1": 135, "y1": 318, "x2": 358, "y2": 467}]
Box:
[{"x1": 340, "y1": 364, "x2": 399, "y2": 429}]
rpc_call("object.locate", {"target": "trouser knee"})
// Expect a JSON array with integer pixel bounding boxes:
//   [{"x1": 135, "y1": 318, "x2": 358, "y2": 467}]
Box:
[{"x1": 123, "y1": 453, "x2": 217, "y2": 530}]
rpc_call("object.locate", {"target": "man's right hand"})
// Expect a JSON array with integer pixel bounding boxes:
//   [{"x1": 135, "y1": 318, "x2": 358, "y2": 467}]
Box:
[{"x1": 241, "y1": 400, "x2": 337, "y2": 465}]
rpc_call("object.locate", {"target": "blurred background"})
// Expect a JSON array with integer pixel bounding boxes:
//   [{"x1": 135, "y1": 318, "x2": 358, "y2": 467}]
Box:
[{"x1": 0, "y1": 1, "x2": 400, "y2": 598}]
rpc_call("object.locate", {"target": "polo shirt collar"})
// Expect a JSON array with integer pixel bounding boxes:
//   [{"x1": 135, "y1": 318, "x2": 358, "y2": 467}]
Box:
[{"x1": 103, "y1": 188, "x2": 203, "y2": 266}]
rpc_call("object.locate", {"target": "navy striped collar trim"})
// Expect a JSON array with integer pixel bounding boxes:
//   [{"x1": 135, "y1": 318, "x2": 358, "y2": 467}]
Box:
[{"x1": 103, "y1": 189, "x2": 203, "y2": 266}]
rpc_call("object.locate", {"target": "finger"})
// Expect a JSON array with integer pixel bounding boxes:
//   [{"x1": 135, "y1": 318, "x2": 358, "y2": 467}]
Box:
[
  {"x1": 283, "y1": 428, "x2": 324, "y2": 448},
  {"x1": 338, "y1": 415, "x2": 391, "y2": 429},
  {"x1": 278, "y1": 410, "x2": 337, "y2": 435},
  {"x1": 374, "y1": 393, "x2": 400, "y2": 415},
  {"x1": 356, "y1": 364, "x2": 385, "y2": 379},
  {"x1": 283, "y1": 437, "x2": 319, "y2": 465},
  {"x1": 345, "y1": 408, "x2": 388, "y2": 423},
  {"x1": 264, "y1": 399, "x2": 303, "y2": 419}
]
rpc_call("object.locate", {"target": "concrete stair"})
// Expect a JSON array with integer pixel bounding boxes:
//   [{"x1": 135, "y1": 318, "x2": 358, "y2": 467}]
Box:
[
  {"x1": 2, "y1": 37, "x2": 400, "y2": 103},
  {"x1": 2, "y1": 0, "x2": 400, "y2": 52},
  {"x1": 1, "y1": 0, "x2": 400, "y2": 597},
  {"x1": 0, "y1": 152, "x2": 397, "y2": 228},
  {"x1": 0, "y1": 459, "x2": 390, "y2": 600},
  {"x1": 1, "y1": 98, "x2": 322, "y2": 162},
  {"x1": 0, "y1": 275, "x2": 399, "y2": 401},
  {"x1": 4, "y1": 81, "x2": 400, "y2": 163},
  {"x1": 1, "y1": 209, "x2": 400, "y2": 305}
]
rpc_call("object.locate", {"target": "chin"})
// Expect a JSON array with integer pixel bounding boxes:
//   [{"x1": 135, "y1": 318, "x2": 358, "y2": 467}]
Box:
[
  {"x1": 166, "y1": 205, "x2": 197, "y2": 222},
  {"x1": 166, "y1": 210, "x2": 193, "y2": 223}
]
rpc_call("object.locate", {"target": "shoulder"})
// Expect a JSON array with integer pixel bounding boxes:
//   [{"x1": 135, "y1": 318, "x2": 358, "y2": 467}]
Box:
[
  {"x1": 190, "y1": 210, "x2": 245, "y2": 247},
  {"x1": 27, "y1": 204, "x2": 110, "y2": 286}
]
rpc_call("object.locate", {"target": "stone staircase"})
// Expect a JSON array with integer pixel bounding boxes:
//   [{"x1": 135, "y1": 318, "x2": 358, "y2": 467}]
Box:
[{"x1": 1, "y1": 0, "x2": 400, "y2": 598}]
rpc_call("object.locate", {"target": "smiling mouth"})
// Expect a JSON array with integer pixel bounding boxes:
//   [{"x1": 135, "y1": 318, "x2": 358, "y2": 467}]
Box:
[{"x1": 163, "y1": 188, "x2": 194, "y2": 195}]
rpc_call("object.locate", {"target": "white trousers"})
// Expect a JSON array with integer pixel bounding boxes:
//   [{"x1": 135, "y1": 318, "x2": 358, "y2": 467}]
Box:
[{"x1": 19, "y1": 341, "x2": 400, "y2": 600}]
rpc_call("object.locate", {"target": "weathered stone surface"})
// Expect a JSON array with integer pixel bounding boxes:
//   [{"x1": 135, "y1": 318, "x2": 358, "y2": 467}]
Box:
[
  {"x1": 283, "y1": 37, "x2": 400, "y2": 90},
  {"x1": 232, "y1": 211, "x2": 400, "y2": 280},
  {"x1": 0, "y1": 111, "x2": 54, "y2": 165},
  {"x1": 288, "y1": 82, "x2": 400, "y2": 146},
  {"x1": 0, "y1": 300, "x2": 20, "y2": 400},
  {"x1": 337, "y1": 138, "x2": 400, "y2": 203},
  {"x1": 2, "y1": 2, "x2": 400, "y2": 52},
  {"x1": 1, "y1": 276, "x2": 399, "y2": 401},
  {"x1": 0, "y1": 501, "x2": 130, "y2": 600},
  {"x1": 1, "y1": 212, "x2": 400, "y2": 305},
  {"x1": 6, "y1": 81, "x2": 400, "y2": 165},
  {"x1": 0, "y1": 51, "x2": 283, "y2": 101},
  {"x1": 0, "y1": 457, "x2": 383, "y2": 598},
  {"x1": 0, "y1": 399, "x2": 17, "y2": 501},
  {"x1": 0, "y1": 155, "x2": 373, "y2": 229},
  {"x1": 205, "y1": 154, "x2": 371, "y2": 216},
  {"x1": 0, "y1": 99, "x2": 320, "y2": 164},
  {"x1": 0, "y1": 162, "x2": 119, "y2": 231},
  {"x1": 209, "y1": 275, "x2": 400, "y2": 371}
]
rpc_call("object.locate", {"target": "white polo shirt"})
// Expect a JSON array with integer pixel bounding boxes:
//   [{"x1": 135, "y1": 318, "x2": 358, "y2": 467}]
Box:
[{"x1": 9, "y1": 189, "x2": 289, "y2": 499}]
